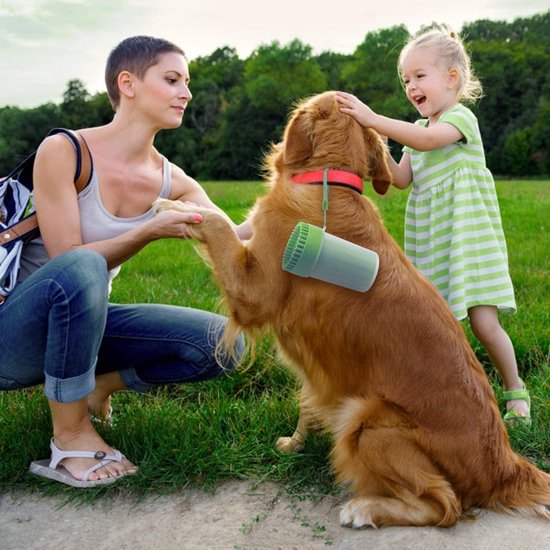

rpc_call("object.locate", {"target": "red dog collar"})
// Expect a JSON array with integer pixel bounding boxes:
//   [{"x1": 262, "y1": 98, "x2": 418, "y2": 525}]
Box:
[{"x1": 291, "y1": 169, "x2": 363, "y2": 194}]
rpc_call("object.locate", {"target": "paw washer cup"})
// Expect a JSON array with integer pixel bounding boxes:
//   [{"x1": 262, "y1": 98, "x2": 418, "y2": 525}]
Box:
[{"x1": 282, "y1": 222, "x2": 379, "y2": 292}]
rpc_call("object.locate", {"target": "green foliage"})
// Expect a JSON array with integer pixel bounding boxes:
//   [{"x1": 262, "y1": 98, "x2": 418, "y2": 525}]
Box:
[
  {"x1": 504, "y1": 128, "x2": 535, "y2": 176},
  {"x1": 315, "y1": 51, "x2": 352, "y2": 90},
  {"x1": 0, "y1": 81, "x2": 112, "y2": 175},
  {"x1": 340, "y1": 25, "x2": 410, "y2": 117},
  {"x1": 244, "y1": 39, "x2": 327, "y2": 111},
  {"x1": 530, "y1": 99, "x2": 550, "y2": 173},
  {"x1": 0, "y1": 12, "x2": 549, "y2": 178},
  {"x1": 471, "y1": 34, "x2": 550, "y2": 175},
  {"x1": 202, "y1": 39, "x2": 327, "y2": 180}
]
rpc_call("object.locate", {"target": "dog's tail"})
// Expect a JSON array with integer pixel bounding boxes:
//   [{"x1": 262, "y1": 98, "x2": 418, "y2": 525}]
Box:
[{"x1": 487, "y1": 459, "x2": 550, "y2": 520}]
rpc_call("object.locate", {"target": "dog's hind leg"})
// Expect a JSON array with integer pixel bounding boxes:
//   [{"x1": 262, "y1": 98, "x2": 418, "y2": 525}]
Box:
[
  {"x1": 339, "y1": 472, "x2": 461, "y2": 528},
  {"x1": 333, "y1": 400, "x2": 462, "y2": 528}
]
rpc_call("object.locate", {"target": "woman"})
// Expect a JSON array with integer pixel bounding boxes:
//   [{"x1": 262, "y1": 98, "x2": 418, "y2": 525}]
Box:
[{"x1": 0, "y1": 35, "x2": 247, "y2": 487}]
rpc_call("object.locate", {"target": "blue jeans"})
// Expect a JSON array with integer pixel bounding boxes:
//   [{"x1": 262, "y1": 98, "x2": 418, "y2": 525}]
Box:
[{"x1": 0, "y1": 249, "x2": 243, "y2": 402}]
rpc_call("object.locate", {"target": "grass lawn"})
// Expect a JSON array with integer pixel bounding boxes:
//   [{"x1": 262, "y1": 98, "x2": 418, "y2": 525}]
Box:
[{"x1": 0, "y1": 179, "x2": 548, "y2": 497}]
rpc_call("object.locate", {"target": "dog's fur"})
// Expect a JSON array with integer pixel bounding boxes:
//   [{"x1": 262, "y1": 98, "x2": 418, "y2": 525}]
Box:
[{"x1": 154, "y1": 91, "x2": 550, "y2": 528}]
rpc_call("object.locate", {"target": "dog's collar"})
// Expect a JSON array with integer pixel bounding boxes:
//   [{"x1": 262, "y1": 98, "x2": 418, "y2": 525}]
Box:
[{"x1": 290, "y1": 169, "x2": 363, "y2": 194}]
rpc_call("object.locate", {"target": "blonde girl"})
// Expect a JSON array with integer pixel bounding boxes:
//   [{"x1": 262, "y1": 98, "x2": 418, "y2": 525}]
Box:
[{"x1": 336, "y1": 26, "x2": 531, "y2": 426}]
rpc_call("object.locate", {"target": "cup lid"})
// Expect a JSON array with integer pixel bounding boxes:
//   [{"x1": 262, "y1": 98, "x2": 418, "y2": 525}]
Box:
[{"x1": 282, "y1": 222, "x2": 324, "y2": 276}]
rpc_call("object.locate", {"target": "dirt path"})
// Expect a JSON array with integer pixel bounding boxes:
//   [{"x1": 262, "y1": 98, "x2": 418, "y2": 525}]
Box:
[{"x1": 1, "y1": 480, "x2": 549, "y2": 549}]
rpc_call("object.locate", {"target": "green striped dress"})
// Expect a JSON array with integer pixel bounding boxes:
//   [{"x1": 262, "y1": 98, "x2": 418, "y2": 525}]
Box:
[{"x1": 403, "y1": 104, "x2": 516, "y2": 320}]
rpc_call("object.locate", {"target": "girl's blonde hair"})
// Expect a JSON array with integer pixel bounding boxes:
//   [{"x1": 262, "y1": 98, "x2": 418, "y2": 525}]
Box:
[{"x1": 398, "y1": 25, "x2": 483, "y2": 104}]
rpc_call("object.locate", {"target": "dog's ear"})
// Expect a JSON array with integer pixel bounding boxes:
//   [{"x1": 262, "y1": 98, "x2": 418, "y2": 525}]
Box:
[
  {"x1": 364, "y1": 128, "x2": 392, "y2": 195},
  {"x1": 283, "y1": 110, "x2": 313, "y2": 165}
]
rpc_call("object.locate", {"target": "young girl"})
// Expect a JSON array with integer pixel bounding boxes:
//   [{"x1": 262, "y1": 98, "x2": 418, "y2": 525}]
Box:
[
  {"x1": 0, "y1": 36, "x2": 249, "y2": 487},
  {"x1": 336, "y1": 26, "x2": 530, "y2": 426}
]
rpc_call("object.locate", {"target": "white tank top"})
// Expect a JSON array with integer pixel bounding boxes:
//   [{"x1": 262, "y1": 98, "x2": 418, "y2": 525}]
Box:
[{"x1": 18, "y1": 157, "x2": 172, "y2": 288}]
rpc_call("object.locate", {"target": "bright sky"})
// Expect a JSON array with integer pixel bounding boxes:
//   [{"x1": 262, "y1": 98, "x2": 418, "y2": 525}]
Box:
[{"x1": 1, "y1": 0, "x2": 547, "y2": 108}]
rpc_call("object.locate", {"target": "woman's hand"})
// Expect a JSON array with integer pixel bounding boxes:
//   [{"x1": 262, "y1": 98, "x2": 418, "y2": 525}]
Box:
[{"x1": 147, "y1": 207, "x2": 203, "y2": 241}]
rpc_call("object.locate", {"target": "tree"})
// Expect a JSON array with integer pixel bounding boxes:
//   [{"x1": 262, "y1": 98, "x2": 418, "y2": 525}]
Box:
[
  {"x1": 60, "y1": 79, "x2": 95, "y2": 128},
  {"x1": 504, "y1": 128, "x2": 536, "y2": 176},
  {"x1": 1, "y1": 12, "x2": 549, "y2": 178},
  {"x1": 471, "y1": 39, "x2": 549, "y2": 174},
  {"x1": 341, "y1": 26, "x2": 410, "y2": 117},
  {"x1": 340, "y1": 26, "x2": 411, "y2": 160},
  {"x1": 153, "y1": 47, "x2": 246, "y2": 176},
  {"x1": 244, "y1": 39, "x2": 327, "y2": 113},
  {"x1": 316, "y1": 51, "x2": 352, "y2": 90},
  {"x1": 0, "y1": 103, "x2": 63, "y2": 174},
  {"x1": 187, "y1": 47, "x2": 244, "y2": 137},
  {"x1": 529, "y1": 99, "x2": 550, "y2": 173},
  {"x1": 87, "y1": 92, "x2": 114, "y2": 126},
  {"x1": 205, "y1": 40, "x2": 327, "y2": 179},
  {"x1": 62, "y1": 78, "x2": 90, "y2": 104}
]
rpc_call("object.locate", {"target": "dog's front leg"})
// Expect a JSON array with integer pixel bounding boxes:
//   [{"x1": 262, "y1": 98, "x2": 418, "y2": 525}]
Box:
[
  {"x1": 153, "y1": 198, "x2": 274, "y2": 328},
  {"x1": 275, "y1": 391, "x2": 310, "y2": 453},
  {"x1": 276, "y1": 410, "x2": 308, "y2": 453}
]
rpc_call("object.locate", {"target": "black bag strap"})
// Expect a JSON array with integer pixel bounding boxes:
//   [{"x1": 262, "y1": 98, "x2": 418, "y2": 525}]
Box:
[
  {"x1": 46, "y1": 128, "x2": 93, "y2": 192},
  {"x1": 0, "y1": 128, "x2": 93, "y2": 191}
]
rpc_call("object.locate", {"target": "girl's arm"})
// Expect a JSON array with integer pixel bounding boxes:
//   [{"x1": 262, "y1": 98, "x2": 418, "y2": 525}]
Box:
[
  {"x1": 336, "y1": 92, "x2": 463, "y2": 152},
  {"x1": 386, "y1": 151, "x2": 413, "y2": 189}
]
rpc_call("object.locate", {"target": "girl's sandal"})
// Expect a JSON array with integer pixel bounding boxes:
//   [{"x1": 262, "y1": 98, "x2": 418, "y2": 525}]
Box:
[{"x1": 503, "y1": 381, "x2": 532, "y2": 427}]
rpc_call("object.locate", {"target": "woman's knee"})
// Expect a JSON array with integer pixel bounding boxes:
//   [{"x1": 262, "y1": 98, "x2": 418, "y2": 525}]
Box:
[
  {"x1": 60, "y1": 249, "x2": 108, "y2": 284},
  {"x1": 40, "y1": 250, "x2": 110, "y2": 335},
  {"x1": 52, "y1": 250, "x2": 109, "y2": 303}
]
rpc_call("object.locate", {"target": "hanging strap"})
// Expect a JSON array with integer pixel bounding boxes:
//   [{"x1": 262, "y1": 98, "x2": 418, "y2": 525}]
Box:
[
  {"x1": 48, "y1": 128, "x2": 93, "y2": 193},
  {"x1": 322, "y1": 168, "x2": 329, "y2": 230}
]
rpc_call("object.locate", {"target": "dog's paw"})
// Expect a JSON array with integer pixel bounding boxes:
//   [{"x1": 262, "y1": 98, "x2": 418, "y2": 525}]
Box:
[
  {"x1": 275, "y1": 436, "x2": 304, "y2": 453},
  {"x1": 152, "y1": 197, "x2": 186, "y2": 214},
  {"x1": 340, "y1": 498, "x2": 376, "y2": 529}
]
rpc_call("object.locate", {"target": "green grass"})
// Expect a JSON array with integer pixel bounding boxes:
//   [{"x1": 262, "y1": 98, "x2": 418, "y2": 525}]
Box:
[{"x1": 0, "y1": 180, "x2": 548, "y2": 499}]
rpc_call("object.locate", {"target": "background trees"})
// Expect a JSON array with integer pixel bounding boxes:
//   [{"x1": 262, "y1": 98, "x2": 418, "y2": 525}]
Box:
[
  {"x1": 463, "y1": 14, "x2": 550, "y2": 176},
  {"x1": 1, "y1": 12, "x2": 548, "y2": 179}
]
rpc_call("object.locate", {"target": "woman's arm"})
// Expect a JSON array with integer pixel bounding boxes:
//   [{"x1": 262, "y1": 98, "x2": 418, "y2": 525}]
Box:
[
  {"x1": 33, "y1": 136, "x2": 201, "y2": 269},
  {"x1": 170, "y1": 163, "x2": 254, "y2": 237}
]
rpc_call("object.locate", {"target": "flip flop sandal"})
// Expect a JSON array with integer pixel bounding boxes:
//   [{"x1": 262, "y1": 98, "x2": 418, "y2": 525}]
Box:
[
  {"x1": 29, "y1": 439, "x2": 134, "y2": 488},
  {"x1": 502, "y1": 380, "x2": 532, "y2": 427},
  {"x1": 90, "y1": 404, "x2": 114, "y2": 426}
]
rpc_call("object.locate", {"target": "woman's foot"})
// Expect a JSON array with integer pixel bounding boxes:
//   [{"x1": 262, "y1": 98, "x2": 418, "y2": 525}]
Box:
[
  {"x1": 53, "y1": 428, "x2": 137, "y2": 482},
  {"x1": 87, "y1": 371, "x2": 126, "y2": 423},
  {"x1": 47, "y1": 395, "x2": 135, "y2": 484},
  {"x1": 88, "y1": 393, "x2": 113, "y2": 424}
]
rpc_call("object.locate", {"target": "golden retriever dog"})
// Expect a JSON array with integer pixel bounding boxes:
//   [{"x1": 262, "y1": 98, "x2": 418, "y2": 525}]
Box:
[{"x1": 154, "y1": 91, "x2": 550, "y2": 528}]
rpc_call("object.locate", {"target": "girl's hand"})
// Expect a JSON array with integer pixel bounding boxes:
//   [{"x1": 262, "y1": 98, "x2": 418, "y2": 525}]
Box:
[{"x1": 336, "y1": 91, "x2": 378, "y2": 128}]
